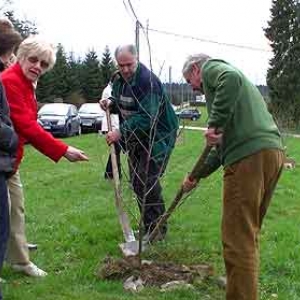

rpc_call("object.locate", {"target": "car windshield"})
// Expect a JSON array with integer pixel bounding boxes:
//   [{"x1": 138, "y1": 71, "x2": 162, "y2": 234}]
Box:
[
  {"x1": 79, "y1": 103, "x2": 104, "y2": 115},
  {"x1": 39, "y1": 104, "x2": 69, "y2": 116}
]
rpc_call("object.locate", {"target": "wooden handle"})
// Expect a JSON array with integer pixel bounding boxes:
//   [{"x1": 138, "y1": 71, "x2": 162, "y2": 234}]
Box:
[
  {"x1": 106, "y1": 110, "x2": 135, "y2": 243},
  {"x1": 189, "y1": 144, "x2": 212, "y2": 180}
]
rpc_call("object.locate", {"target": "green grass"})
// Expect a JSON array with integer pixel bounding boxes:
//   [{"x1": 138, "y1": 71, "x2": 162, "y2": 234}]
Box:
[{"x1": 2, "y1": 131, "x2": 300, "y2": 299}]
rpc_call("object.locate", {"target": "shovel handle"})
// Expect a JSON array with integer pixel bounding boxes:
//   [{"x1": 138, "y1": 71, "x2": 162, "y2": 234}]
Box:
[
  {"x1": 189, "y1": 144, "x2": 213, "y2": 180},
  {"x1": 106, "y1": 110, "x2": 135, "y2": 243},
  {"x1": 106, "y1": 108, "x2": 113, "y2": 132},
  {"x1": 106, "y1": 110, "x2": 117, "y2": 175}
]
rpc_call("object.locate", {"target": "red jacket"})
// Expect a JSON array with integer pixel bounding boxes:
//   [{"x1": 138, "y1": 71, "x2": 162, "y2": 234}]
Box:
[{"x1": 1, "y1": 63, "x2": 68, "y2": 170}]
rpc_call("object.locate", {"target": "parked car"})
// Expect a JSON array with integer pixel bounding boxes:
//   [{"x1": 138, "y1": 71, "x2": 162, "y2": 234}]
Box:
[
  {"x1": 176, "y1": 108, "x2": 201, "y2": 121},
  {"x1": 78, "y1": 103, "x2": 105, "y2": 133},
  {"x1": 38, "y1": 103, "x2": 81, "y2": 137}
]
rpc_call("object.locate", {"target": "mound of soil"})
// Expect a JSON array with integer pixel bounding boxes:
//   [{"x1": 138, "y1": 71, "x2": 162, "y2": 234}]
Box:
[{"x1": 96, "y1": 256, "x2": 214, "y2": 288}]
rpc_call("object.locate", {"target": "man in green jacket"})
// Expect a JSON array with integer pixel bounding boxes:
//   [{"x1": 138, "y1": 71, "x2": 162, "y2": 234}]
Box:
[
  {"x1": 181, "y1": 54, "x2": 284, "y2": 300},
  {"x1": 100, "y1": 44, "x2": 178, "y2": 241}
]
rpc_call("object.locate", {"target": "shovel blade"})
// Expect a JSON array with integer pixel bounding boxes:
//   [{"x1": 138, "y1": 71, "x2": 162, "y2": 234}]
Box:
[{"x1": 119, "y1": 240, "x2": 148, "y2": 257}]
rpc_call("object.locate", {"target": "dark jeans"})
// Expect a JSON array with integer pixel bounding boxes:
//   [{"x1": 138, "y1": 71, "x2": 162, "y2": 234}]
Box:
[
  {"x1": 0, "y1": 173, "x2": 9, "y2": 300},
  {"x1": 104, "y1": 141, "x2": 122, "y2": 179},
  {"x1": 129, "y1": 145, "x2": 167, "y2": 236}
]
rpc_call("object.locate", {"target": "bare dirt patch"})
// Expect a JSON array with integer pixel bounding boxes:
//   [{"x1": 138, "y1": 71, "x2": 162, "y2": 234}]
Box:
[{"x1": 96, "y1": 256, "x2": 214, "y2": 290}]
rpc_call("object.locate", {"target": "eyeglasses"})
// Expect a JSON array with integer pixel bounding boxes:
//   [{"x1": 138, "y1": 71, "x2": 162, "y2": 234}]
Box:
[{"x1": 27, "y1": 56, "x2": 50, "y2": 69}]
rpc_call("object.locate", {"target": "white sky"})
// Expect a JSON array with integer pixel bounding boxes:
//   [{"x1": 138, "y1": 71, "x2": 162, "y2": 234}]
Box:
[{"x1": 10, "y1": 0, "x2": 273, "y2": 84}]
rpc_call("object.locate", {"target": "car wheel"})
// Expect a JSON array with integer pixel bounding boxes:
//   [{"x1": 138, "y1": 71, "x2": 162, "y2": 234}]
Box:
[{"x1": 191, "y1": 116, "x2": 197, "y2": 121}]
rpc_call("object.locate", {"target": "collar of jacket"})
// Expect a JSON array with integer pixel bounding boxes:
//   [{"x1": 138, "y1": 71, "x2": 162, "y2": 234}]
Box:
[
  {"x1": 132, "y1": 63, "x2": 141, "y2": 86},
  {"x1": 11, "y1": 63, "x2": 35, "y2": 92}
]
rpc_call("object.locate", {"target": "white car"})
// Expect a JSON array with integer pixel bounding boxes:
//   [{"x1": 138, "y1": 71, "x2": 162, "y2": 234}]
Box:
[{"x1": 78, "y1": 103, "x2": 105, "y2": 133}]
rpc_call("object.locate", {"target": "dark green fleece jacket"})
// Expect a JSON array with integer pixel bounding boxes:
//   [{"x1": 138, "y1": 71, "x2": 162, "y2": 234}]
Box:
[
  {"x1": 111, "y1": 63, "x2": 178, "y2": 169},
  {"x1": 198, "y1": 59, "x2": 283, "y2": 178}
]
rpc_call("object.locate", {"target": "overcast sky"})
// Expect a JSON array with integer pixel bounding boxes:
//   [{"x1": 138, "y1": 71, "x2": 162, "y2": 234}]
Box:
[{"x1": 10, "y1": 0, "x2": 273, "y2": 84}]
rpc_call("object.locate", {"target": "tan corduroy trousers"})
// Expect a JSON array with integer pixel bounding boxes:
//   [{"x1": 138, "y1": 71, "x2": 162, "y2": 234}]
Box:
[
  {"x1": 222, "y1": 149, "x2": 284, "y2": 300},
  {"x1": 6, "y1": 170, "x2": 30, "y2": 265}
]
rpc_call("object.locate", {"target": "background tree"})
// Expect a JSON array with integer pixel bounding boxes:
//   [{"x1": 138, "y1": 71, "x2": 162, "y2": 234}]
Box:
[
  {"x1": 4, "y1": 10, "x2": 37, "y2": 37},
  {"x1": 36, "y1": 44, "x2": 69, "y2": 103},
  {"x1": 265, "y1": 0, "x2": 300, "y2": 129},
  {"x1": 50, "y1": 44, "x2": 70, "y2": 99},
  {"x1": 100, "y1": 45, "x2": 116, "y2": 86},
  {"x1": 36, "y1": 71, "x2": 55, "y2": 103},
  {"x1": 81, "y1": 49, "x2": 102, "y2": 102},
  {"x1": 65, "y1": 52, "x2": 85, "y2": 107},
  {"x1": 67, "y1": 52, "x2": 82, "y2": 95}
]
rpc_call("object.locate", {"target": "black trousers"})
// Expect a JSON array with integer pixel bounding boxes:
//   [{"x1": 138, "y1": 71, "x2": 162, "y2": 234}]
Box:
[
  {"x1": 0, "y1": 173, "x2": 9, "y2": 300},
  {"x1": 129, "y1": 146, "x2": 167, "y2": 235}
]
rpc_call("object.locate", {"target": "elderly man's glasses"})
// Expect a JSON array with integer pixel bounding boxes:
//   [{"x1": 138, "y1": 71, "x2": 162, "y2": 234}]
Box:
[{"x1": 27, "y1": 56, "x2": 49, "y2": 69}]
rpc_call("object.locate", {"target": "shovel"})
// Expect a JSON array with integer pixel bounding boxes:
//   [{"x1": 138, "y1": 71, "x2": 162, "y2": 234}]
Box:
[
  {"x1": 105, "y1": 110, "x2": 136, "y2": 256},
  {"x1": 123, "y1": 144, "x2": 213, "y2": 256}
]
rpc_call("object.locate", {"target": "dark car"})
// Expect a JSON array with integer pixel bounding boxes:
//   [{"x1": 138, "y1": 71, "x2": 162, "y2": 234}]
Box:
[
  {"x1": 78, "y1": 103, "x2": 105, "y2": 133},
  {"x1": 38, "y1": 103, "x2": 81, "y2": 137},
  {"x1": 176, "y1": 108, "x2": 201, "y2": 121}
]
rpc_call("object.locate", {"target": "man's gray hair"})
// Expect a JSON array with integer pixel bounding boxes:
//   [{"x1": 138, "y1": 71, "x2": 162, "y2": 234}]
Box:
[
  {"x1": 114, "y1": 44, "x2": 137, "y2": 59},
  {"x1": 182, "y1": 53, "x2": 211, "y2": 75},
  {"x1": 16, "y1": 35, "x2": 56, "y2": 71}
]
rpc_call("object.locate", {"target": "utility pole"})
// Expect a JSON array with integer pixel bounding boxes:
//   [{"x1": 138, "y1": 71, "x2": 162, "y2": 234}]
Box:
[
  {"x1": 168, "y1": 66, "x2": 172, "y2": 84},
  {"x1": 169, "y1": 66, "x2": 172, "y2": 104},
  {"x1": 135, "y1": 20, "x2": 140, "y2": 62}
]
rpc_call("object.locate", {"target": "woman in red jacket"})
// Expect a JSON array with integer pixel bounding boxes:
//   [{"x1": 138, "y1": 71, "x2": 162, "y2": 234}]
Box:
[{"x1": 1, "y1": 35, "x2": 88, "y2": 278}]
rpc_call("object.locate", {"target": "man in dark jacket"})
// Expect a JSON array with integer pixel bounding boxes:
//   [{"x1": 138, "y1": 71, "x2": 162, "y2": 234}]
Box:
[
  {"x1": 0, "y1": 81, "x2": 18, "y2": 297},
  {"x1": 100, "y1": 44, "x2": 178, "y2": 241},
  {"x1": 0, "y1": 18, "x2": 21, "y2": 300}
]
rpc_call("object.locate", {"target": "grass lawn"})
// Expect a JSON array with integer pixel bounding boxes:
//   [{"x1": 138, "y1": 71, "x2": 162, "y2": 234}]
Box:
[{"x1": 2, "y1": 131, "x2": 300, "y2": 300}]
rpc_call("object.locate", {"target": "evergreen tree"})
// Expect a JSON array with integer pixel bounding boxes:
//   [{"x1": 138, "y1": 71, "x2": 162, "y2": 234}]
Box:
[
  {"x1": 36, "y1": 44, "x2": 69, "y2": 102},
  {"x1": 51, "y1": 44, "x2": 70, "y2": 99},
  {"x1": 36, "y1": 71, "x2": 55, "y2": 103},
  {"x1": 81, "y1": 49, "x2": 102, "y2": 102},
  {"x1": 67, "y1": 52, "x2": 82, "y2": 95},
  {"x1": 65, "y1": 52, "x2": 85, "y2": 107},
  {"x1": 264, "y1": 0, "x2": 300, "y2": 128},
  {"x1": 100, "y1": 45, "x2": 116, "y2": 86},
  {"x1": 4, "y1": 10, "x2": 37, "y2": 38}
]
